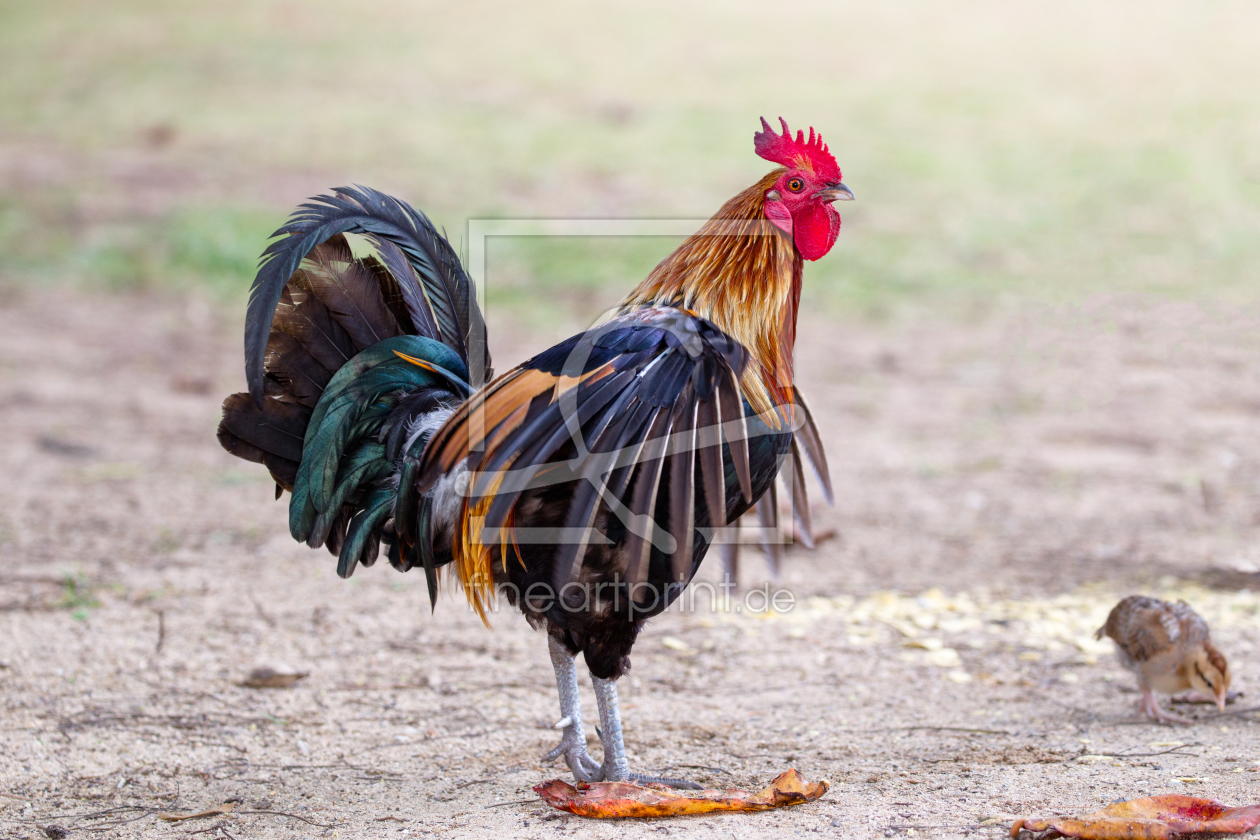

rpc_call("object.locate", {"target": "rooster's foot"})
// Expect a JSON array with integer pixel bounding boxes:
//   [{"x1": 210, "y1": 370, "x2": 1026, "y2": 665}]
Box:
[{"x1": 541, "y1": 727, "x2": 602, "y2": 782}]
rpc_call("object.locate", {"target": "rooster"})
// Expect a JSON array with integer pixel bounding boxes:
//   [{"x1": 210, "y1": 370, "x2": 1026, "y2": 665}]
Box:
[{"x1": 218, "y1": 118, "x2": 849, "y2": 787}]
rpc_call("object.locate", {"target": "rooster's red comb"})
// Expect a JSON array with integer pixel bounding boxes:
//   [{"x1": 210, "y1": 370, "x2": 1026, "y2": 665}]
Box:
[{"x1": 754, "y1": 117, "x2": 841, "y2": 182}]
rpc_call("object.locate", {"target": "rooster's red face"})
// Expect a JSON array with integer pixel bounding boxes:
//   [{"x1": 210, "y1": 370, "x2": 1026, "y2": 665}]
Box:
[{"x1": 754, "y1": 118, "x2": 853, "y2": 261}]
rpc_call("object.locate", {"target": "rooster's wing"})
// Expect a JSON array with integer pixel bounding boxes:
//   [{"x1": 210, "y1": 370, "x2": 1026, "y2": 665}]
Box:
[{"x1": 419, "y1": 307, "x2": 768, "y2": 598}]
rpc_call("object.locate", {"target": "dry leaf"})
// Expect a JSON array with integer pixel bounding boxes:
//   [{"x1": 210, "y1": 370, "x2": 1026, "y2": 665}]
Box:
[
  {"x1": 533, "y1": 768, "x2": 828, "y2": 818},
  {"x1": 158, "y1": 800, "x2": 238, "y2": 822},
  {"x1": 241, "y1": 663, "x2": 308, "y2": 688},
  {"x1": 1011, "y1": 795, "x2": 1260, "y2": 840}
]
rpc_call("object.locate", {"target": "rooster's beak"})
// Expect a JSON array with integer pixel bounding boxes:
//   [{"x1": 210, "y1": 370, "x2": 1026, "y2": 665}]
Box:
[{"x1": 815, "y1": 183, "x2": 854, "y2": 202}]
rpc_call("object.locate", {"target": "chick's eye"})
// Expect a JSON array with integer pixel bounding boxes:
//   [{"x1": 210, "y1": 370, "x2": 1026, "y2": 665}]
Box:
[
  {"x1": 1196, "y1": 665, "x2": 1214, "y2": 691},
  {"x1": 787, "y1": 178, "x2": 804, "y2": 192}
]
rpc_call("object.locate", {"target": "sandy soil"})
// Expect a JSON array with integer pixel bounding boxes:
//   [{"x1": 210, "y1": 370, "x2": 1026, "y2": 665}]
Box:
[{"x1": 1, "y1": 289, "x2": 1258, "y2": 839}]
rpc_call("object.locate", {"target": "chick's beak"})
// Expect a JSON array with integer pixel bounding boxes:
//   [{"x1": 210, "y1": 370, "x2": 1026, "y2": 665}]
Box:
[
  {"x1": 1216, "y1": 689, "x2": 1227, "y2": 712},
  {"x1": 815, "y1": 182, "x2": 855, "y2": 202}
]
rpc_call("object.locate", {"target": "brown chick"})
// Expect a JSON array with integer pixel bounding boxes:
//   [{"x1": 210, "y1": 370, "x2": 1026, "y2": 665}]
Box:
[{"x1": 1095, "y1": 595, "x2": 1231, "y2": 725}]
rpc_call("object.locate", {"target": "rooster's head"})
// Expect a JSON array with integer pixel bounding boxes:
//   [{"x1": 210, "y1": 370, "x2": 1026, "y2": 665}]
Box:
[{"x1": 754, "y1": 117, "x2": 852, "y2": 261}]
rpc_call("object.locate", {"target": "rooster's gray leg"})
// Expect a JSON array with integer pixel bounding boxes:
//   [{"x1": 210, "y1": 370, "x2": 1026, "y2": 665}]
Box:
[
  {"x1": 542, "y1": 636, "x2": 601, "y2": 781},
  {"x1": 591, "y1": 674, "x2": 703, "y2": 790}
]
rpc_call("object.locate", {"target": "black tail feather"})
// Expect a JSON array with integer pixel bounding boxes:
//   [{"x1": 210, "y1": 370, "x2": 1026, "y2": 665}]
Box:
[
  {"x1": 297, "y1": 236, "x2": 402, "y2": 352},
  {"x1": 368, "y1": 235, "x2": 442, "y2": 342},
  {"x1": 217, "y1": 392, "x2": 309, "y2": 490},
  {"x1": 219, "y1": 392, "x2": 310, "y2": 463},
  {"x1": 264, "y1": 331, "x2": 331, "y2": 407},
  {"x1": 245, "y1": 186, "x2": 491, "y2": 405},
  {"x1": 274, "y1": 283, "x2": 358, "y2": 373}
]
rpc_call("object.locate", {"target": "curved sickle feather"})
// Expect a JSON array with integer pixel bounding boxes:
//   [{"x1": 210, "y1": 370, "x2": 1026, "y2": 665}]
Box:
[
  {"x1": 755, "y1": 480, "x2": 783, "y2": 579},
  {"x1": 792, "y1": 386, "x2": 833, "y2": 505},
  {"x1": 786, "y1": 436, "x2": 814, "y2": 549}
]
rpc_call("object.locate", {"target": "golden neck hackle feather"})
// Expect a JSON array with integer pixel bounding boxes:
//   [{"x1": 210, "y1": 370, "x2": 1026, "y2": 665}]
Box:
[{"x1": 618, "y1": 170, "x2": 801, "y2": 423}]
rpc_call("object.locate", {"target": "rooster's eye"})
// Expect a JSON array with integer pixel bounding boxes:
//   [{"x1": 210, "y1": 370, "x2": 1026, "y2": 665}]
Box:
[{"x1": 787, "y1": 178, "x2": 804, "y2": 193}]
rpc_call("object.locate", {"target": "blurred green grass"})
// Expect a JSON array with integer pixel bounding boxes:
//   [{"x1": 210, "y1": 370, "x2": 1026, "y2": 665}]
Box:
[
  {"x1": 0, "y1": 0, "x2": 1257, "y2": 319},
  {"x1": 0, "y1": 197, "x2": 274, "y2": 297}
]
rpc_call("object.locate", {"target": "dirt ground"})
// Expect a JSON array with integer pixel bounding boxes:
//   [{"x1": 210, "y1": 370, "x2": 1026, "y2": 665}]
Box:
[{"x1": 2, "y1": 288, "x2": 1259, "y2": 839}]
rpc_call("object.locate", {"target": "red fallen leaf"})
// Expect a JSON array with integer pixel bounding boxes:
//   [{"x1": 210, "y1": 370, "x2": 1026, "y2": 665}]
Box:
[
  {"x1": 533, "y1": 768, "x2": 828, "y2": 818},
  {"x1": 1011, "y1": 795, "x2": 1260, "y2": 840}
]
